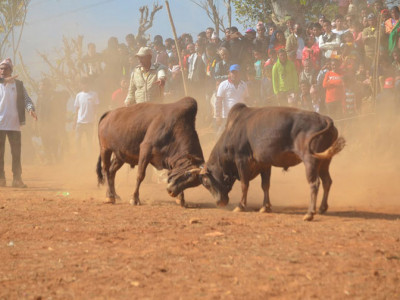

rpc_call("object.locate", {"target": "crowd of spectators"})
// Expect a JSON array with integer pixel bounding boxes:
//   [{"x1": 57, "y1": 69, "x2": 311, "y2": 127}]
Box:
[{"x1": 35, "y1": 0, "x2": 400, "y2": 163}]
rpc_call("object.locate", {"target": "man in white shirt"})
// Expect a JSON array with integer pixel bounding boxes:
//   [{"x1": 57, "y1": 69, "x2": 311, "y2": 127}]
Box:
[
  {"x1": 0, "y1": 58, "x2": 37, "y2": 188},
  {"x1": 318, "y1": 19, "x2": 341, "y2": 64},
  {"x1": 215, "y1": 64, "x2": 249, "y2": 130},
  {"x1": 74, "y1": 77, "x2": 99, "y2": 153}
]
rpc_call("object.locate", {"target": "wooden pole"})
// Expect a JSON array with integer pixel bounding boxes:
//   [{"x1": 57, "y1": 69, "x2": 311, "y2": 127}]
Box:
[
  {"x1": 165, "y1": 1, "x2": 188, "y2": 96},
  {"x1": 373, "y1": 11, "x2": 383, "y2": 110}
]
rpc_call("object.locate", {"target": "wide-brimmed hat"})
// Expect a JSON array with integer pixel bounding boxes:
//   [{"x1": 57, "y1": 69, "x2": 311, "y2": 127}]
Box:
[{"x1": 135, "y1": 47, "x2": 152, "y2": 57}]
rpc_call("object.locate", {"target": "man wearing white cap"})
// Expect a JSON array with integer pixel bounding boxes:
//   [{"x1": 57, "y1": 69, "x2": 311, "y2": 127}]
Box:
[
  {"x1": 124, "y1": 47, "x2": 167, "y2": 105},
  {"x1": 0, "y1": 58, "x2": 37, "y2": 188}
]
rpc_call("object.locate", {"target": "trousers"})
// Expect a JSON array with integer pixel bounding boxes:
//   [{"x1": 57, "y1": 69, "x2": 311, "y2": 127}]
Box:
[{"x1": 0, "y1": 130, "x2": 22, "y2": 180}]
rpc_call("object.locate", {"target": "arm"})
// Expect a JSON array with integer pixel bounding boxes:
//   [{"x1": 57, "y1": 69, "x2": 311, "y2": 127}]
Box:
[
  {"x1": 22, "y1": 85, "x2": 37, "y2": 120},
  {"x1": 124, "y1": 71, "x2": 136, "y2": 106},
  {"x1": 319, "y1": 34, "x2": 340, "y2": 51},
  {"x1": 272, "y1": 65, "x2": 279, "y2": 95}
]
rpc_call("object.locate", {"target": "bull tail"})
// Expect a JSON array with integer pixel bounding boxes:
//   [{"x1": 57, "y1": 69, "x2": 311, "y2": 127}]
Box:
[
  {"x1": 308, "y1": 117, "x2": 346, "y2": 160},
  {"x1": 96, "y1": 155, "x2": 105, "y2": 186}
]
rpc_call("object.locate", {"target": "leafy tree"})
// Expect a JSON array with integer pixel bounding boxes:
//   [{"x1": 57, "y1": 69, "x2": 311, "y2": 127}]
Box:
[
  {"x1": 232, "y1": 0, "x2": 338, "y2": 27},
  {"x1": 0, "y1": 0, "x2": 30, "y2": 63}
]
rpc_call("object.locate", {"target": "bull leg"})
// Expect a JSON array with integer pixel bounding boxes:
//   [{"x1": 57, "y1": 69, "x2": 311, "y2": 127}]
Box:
[
  {"x1": 303, "y1": 159, "x2": 321, "y2": 221},
  {"x1": 175, "y1": 192, "x2": 185, "y2": 207},
  {"x1": 107, "y1": 157, "x2": 124, "y2": 202},
  {"x1": 130, "y1": 145, "x2": 151, "y2": 206},
  {"x1": 234, "y1": 161, "x2": 250, "y2": 212},
  {"x1": 259, "y1": 167, "x2": 272, "y2": 213},
  {"x1": 318, "y1": 159, "x2": 332, "y2": 214},
  {"x1": 101, "y1": 150, "x2": 115, "y2": 204}
]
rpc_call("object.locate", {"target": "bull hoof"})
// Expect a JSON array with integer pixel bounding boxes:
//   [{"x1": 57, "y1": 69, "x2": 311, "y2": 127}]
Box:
[
  {"x1": 319, "y1": 205, "x2": 328, "y2": 214},
  {"x1": 259, "y1": 206, "x2": 272, "y2": 213},
  {"x1": 104, "y1": 197, "x2": 116, "y2": 204},
  {"x1": 129, "y1": 198, "x2": 141, "y2": 206},
  {"x1": 175, "y1": 199, "x2": 185, "y2": 207},
  {"x1": 303, "y1": 213, "x2": 314, "y2": 221},
  {"x1": 233, "y1": 206, "x2": 245, "y2": 213}
]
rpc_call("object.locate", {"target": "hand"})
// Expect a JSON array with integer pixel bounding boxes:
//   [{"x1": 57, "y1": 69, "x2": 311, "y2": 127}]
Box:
[
  {"x1": 156, "y1": 78, "x2": 166, "y2": 87},
  {"x1": 3, "y1": 75, "x2": 18, "y2": 84},
  {"x1": 29, "y1": 110, "x2": 38, "y2": 121}
]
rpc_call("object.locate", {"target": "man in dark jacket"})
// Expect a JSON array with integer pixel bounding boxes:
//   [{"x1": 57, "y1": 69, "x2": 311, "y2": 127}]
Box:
[{"x1": 0, "y1": 58, "x2": 37, "y2": 188}]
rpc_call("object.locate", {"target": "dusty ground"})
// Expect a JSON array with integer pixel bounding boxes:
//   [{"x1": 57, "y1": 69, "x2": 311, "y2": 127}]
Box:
[{"x1": 1, "y1": 128, "x2": 400, "y2": 300}]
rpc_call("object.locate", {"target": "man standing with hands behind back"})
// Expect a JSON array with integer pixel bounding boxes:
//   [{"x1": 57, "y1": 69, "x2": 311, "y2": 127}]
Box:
[{"x1": 0, "y1": 58, "x2": 37, "y2": 188}]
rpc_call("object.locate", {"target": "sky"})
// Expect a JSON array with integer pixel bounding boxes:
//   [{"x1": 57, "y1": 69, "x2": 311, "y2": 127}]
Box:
[{"x1": 19, "y1": 0, "x2": 241, "y2": 75}]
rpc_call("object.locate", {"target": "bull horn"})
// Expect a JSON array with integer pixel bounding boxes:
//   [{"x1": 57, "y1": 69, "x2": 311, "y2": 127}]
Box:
[
  {"x1": 199, "y1": 164, "x2": 206, "y2": 175},
  {"x1": 186, "y1": 168, "x2": 201, "y2": 174}
]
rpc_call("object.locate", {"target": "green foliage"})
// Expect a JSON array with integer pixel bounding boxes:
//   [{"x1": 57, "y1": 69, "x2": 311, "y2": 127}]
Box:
[{"x1": 232, "y1": 0, "x2": 337, "y2": 27}]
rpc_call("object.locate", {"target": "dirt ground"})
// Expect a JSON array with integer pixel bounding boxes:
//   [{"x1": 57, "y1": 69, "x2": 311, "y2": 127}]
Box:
[{"x1": 1, "y1": 127, "x2": 400, "y2": 300}]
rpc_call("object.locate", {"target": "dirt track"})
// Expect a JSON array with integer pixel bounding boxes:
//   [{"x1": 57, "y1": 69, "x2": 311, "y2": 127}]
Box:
[{"x1": 1, "y1": 134, "x2": 400, "y2": 299}]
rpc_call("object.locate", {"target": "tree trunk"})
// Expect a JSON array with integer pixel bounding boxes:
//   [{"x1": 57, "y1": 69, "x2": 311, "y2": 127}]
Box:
[{"x1": 270, "y1": 0, "x2": 302, "y2": 24}]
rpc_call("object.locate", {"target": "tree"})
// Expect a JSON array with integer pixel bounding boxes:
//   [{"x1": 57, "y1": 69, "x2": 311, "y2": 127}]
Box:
[
  {"x1": 137, "y1": 2, "x2": 163, "y2": 39},
  {"x1": 190, "y1": 0, "x2": 232, "y2": 35},
  {"x1": 232, "y1": 0, "x2": 337, "y2": 27},
  {"x1": 0, "y1": 0, "x2": 30, "y2": 63},
  {"x1": 37, "y1": 36, "x2": 85, "y2": 97}
]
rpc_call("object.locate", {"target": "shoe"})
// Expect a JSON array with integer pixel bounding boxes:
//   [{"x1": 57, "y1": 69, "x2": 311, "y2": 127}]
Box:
[
  {"x1": 0, "y1": 179, "x2": 5, "y2": 187},
  {"x1": 12, "y1": 179, "x2": 27, "y2": 188}
]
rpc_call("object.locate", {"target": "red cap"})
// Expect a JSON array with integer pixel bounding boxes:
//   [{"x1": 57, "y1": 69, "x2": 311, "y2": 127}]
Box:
[{"x1": 384, "y1": 77, "x2": 394, "y2": 89}]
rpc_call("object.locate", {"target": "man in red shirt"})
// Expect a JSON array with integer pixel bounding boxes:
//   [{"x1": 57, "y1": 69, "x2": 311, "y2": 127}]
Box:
[
  {"x1": 323, "y1": 58, "x2": 345, "y2": 119},
  {"x1": 111, "y1": 77, "x2": 129, "y2": 109}
]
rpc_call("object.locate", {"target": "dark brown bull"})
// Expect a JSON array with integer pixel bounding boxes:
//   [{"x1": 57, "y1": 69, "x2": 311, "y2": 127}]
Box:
[
  {"x1": 200, "y1": 104, "x2": 345, "y2": 221},
  {"x1": 96, "y1": 97, "x2": 204, "y2": 206}
]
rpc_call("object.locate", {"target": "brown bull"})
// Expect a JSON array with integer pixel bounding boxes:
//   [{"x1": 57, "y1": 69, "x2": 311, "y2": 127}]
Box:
[
  {"x1": 96, "y1": 97, "x2": 204, "y2": 206},
  {"x1": 200, "y1": 104, "x2": 345, "y2": 221}
]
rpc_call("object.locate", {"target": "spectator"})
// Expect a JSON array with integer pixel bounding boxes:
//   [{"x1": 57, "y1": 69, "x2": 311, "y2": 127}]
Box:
[
  {"x1": 36, "y1": 78, "x2": 68, "y2": 164},
  {"x1": 272, "y1": 49, "x2": 299, "y2": 106},
  {"x1": 124, "y1": 47, "x2": 167, "y2": 105},
  {"x1": 362, "y1": 13, "x2": 378, "y2": 68},
  {"x1": 82, "y1": 43, "x2": 102, "y2": 78},
  {"x1": 299, "y1": 58, "x2": 317, "y2": 85},
  {"x1": 73, "y1": 77, "x2": 99, "y2": 155},
  {"x1": 206, "y1": 27, "x2": 214, "y2": 43},
  {"x1": 319, "y1": 19, "x2": 341, "y2": 64},
  {"x1": 302, "y1": 35, "x2": 321, "y2": 71},
  {"x1": 111, "y1": 76, "x2": 129, "y2": 109},
  {"x1": 299, "y1": 80, "x2": 312, "y2": 110},
  {"x1": 323, "y1": 58, "x2": 345, "y2": 119},
  {"x1": 260, "y1": 64, "x2": 274, "y2": 105},
  {"x1": 154, "y1": 40, "x2": 169, "y2": 67},
  {"x1": 221, "y1": 26, "x2": 250, "y2": 67},
  {"x1": 215, "y1": 64, "x2": 249, "y2": 129},
  {"x1": 0, "y1": 58, "x2": 37, "y2": 188},
  {"x1": 332, "y1": 14, "x2": 349, "y2": 38},
  {"x1": 214, "y1": 47, "x2": 231, "y2": 84},
  {"x1": 385, "y1": 6, "x2": 400, "y2": 35},
  {"x1": 270, "y1": 30, "x2": 286, "y2": 52},
  {"x1": 125, "y1": 33, "x2": 136, "y2": 55}
]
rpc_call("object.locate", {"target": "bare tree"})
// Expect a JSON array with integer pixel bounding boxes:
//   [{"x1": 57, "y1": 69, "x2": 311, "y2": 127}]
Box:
[
  {"x1": 190, "y1": 0, "x2": 230, "y2": 35},
  {"x1": 0, "y1": 0, "x2": 30, "y2": 63},
  {"x1": 137, "y1": 2, "x2": 163, "y2": 39},
  {"x1": 37, "y1": 36, "x2": 85, "y2": 97}
]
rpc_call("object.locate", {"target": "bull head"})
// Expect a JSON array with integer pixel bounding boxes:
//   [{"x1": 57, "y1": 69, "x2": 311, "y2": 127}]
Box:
[
  {"x1": 166, "y1": 165, "x2": 203, "y2": 197},
  {"x1": 200, "y1": 164, "x2": 231, "y2": 207}
]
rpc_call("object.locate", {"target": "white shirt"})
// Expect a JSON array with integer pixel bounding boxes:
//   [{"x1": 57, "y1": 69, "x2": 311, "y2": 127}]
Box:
[
  {"x1": 74, "y1": 91, "x2": 99, "y2": 124},
  {"x1": 0, "y1": 82, "x2": 20, "y2": 131},
  {"x1": 216, "y1": 79, "x2": 249, "y2": 118}
]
